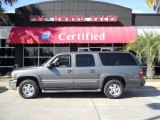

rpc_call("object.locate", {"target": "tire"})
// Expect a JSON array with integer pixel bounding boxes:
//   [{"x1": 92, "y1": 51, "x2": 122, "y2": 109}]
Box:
[
  {"x1": 103, "y1": 80, "x2": 124, "y2": 99},
  {"x1": 18, "y1": 80, "x2": 39, "y2": 99}
]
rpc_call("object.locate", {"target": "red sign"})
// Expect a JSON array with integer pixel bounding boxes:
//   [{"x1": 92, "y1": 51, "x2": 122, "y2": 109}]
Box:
[
  {"x1": 9, "y1": 26, "x2": 137, "y2": 44},
  {"x1": 29, "y1": 15, "x2": 118, "y2": 22}
]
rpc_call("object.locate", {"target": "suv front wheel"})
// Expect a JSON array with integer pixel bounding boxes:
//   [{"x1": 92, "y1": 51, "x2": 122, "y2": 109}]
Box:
[
  {"x1": 104, "y1": 80, "x2": 124, "y2": 99},
  {"x1": 19, "y1": 80, "x2": 39, "y2": 99}
]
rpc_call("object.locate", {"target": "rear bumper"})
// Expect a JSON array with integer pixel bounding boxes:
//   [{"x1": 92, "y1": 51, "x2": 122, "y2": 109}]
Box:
[
  {"x1": 9, "y1": 80, "x2": 17, "y2": 90},
  {"x1": 141, "y1": 79, "x2": 146, "y2": 86},
  {"x1": 126, "y1": 79, "x2": 145, "y2": 88}
]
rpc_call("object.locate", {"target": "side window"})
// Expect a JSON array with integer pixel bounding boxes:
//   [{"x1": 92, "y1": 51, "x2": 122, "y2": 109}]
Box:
[
  {"x1": 99, "y1": 53, "x2": 137, "y2": 66},
  {"x1": 76, "y1": 54, "x2": 95, "y2": 67},
  {"x1": 51, "y1": 55, "x2": 71, "y2": 67}
]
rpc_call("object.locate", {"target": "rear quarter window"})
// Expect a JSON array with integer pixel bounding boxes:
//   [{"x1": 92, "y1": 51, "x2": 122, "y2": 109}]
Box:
[{"x1": 99, "y1": 53, "x2": 138, "y2": 66}]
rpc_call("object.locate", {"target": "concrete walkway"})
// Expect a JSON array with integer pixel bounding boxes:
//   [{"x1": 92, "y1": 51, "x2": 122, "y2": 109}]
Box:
[
  {"x1": 0, "y1": 86, "x2": 160, "y2": 120},
  {"x1": 145, "y1": 82, "x2": 160, "y2": 89}
]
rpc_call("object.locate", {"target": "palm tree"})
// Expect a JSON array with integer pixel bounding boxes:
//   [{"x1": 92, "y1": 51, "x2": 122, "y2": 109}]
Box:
[
  {"x1": 125, "y1": 32, "x2": 160, "y2": 78},
  {"x1": 0, "y1": 0, "x2": 17, "y2": 5},
  {"x1": 0, "y1": 4, "x2": 4, "y2": 13},
  {"x1": 0, "y1": 0, "x2": 17, "y2": 14},
  {"x1": 146, "y1": 0, "x2": 160, "y2": 13}
]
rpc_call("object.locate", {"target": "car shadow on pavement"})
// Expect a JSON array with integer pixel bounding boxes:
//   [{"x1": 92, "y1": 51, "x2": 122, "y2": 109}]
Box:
[
  {"x1": 122, "y1": 86, "x2": 160, "y2": 99},
  {"x1": 0, "y1": 87, "x2": 8, "y2": 94},
  {"x1": 37, "y1": 86, "x2": 160, "y2": 99},
  {"x1": 147, "y1": 103, "x2": 160, "y2": 110},
  {"x1": 38, "y1": 92, "x2": 106, "y2": 99},
  {"x1": 145, "y1": 116, "x2": 160, "y2": 120}
]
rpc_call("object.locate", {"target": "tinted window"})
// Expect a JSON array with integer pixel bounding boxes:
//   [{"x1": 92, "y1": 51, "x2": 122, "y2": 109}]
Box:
[
  {"x1": 76, "y1": 54, "x2": 95, "y2": 67},
  {"x1": 99, "y1": 53, "x2": 137, "y2": 66}
]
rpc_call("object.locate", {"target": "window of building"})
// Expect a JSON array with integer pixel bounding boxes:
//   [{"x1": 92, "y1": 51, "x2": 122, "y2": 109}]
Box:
[
  {"x1": 24, "y1": 46, "x2": 38, "y2": 66},
  {"x1": 78, "y1": 48, "x2": 89, "y2": 52},
  {"x1": 24, "y1": 47, "x2": 38, "y2": 56},
  {"x1": 76, "y1": 54, "x2": 95, "y2": 67},
  {"x1": 78, "y1": 44, "x2": 124, "y2": 52},
  {"x1": 23, "y1": 44, "x2": 70, "y2": 66},
  {"x1": 0, "y1": 39, "x2": 15, "y2": 76},
  {"x1": 55, "y1": 47, "x2": 69, "y2": 54},
  {"x1": 113, "y1": 44, "x2": 124, "y2": 52},
  {"x1": 90, "y1": 48, "x2": 101, "y2": 51},
  {"x1": 39, "y1": 47, "x2": 55, "y2": 65},
  {"x1": 24, "y1": 58, "x2": 38, "y2": 66},
  {"x1": 78, "y1": 44, "x2": 89, "y2": 47}
]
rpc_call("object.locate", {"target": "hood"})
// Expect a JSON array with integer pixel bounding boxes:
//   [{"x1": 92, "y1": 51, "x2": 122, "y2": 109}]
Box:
[
  {"x1": 11, "y1": 66, "x2": 43, "y2": 77},
  {"x1": 13, "y1": 66, "x2": 43, "y2": 72}
]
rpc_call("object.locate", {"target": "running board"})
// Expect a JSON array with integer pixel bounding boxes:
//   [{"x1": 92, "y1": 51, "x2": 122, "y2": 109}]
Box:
[{"x1": 42, "y1": 89, "x2": 101, "y2": 93}]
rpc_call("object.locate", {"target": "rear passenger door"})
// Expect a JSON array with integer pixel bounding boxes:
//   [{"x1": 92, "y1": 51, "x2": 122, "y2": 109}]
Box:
[{"x1": 73, "y1": 54, "x2": 99, "y2": 88}]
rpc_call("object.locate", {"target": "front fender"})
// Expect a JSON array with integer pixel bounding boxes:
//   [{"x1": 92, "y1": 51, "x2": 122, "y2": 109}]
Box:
[{"x1": 16, "y1": 74, "x2": 43, "y2": 88}]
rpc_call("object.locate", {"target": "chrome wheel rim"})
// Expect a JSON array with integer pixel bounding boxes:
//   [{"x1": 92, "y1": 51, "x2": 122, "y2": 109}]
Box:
[
  {"x1": 108, "y1": 84, "x2": 121, "y2": 96},
  {"x1": 22, "y1": 84, "x2": 35, "y2": 97}
]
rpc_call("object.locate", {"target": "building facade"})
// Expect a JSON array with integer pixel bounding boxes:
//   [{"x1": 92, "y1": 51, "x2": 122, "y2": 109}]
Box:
[{"x1": 0, "y1": 0, "x2": 160, "y2": 76}]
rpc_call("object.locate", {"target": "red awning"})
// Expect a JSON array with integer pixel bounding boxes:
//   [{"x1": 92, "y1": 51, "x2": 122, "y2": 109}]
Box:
[{"x1": 8, "y1": 26, "x2": 137, "y2": 44}]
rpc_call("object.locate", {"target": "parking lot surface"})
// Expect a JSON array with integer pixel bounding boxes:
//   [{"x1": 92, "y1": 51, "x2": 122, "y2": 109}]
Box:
[{"x1": 0, "y1": 87, "x2": 160, "y2": 120}]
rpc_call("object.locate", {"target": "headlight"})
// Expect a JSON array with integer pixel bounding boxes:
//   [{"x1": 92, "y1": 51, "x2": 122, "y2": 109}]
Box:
[
  {"x1": 11, "y1": 72, "x2": 14, "y2": 77},
  {"x1": 11, "y1": 72, "x2": 16, "y2": 80}
]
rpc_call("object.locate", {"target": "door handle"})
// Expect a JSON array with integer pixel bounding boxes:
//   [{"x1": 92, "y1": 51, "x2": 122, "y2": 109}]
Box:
[
  {"x1": 90, "y1": 70, "x2": 95, "y2": 73},
  {"x1": 67, "y1": 70, "x2": 72, "y2": 73}
]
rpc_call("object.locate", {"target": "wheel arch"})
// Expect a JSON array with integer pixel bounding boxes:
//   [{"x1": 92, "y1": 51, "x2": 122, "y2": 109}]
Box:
[
  {"x1": 16, "y1": 75, "x2": 42, "y2": 88},
  {"x1": 101, "y1": 76, "x2": 126, "y2": 90}
]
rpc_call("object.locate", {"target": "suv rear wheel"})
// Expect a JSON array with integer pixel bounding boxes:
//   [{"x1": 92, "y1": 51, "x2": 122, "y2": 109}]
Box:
[
  {"x1": 104, "y1": 80, "x2": 124, "y2": 99},
  {"x1": 18, "y1": 80, "x2": 39, "y2": 99}
]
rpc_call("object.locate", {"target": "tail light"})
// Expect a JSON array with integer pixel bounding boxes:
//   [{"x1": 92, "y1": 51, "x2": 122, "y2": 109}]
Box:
[{"x1": 139, "y1": 68, "x2": 143, "y2": 79}]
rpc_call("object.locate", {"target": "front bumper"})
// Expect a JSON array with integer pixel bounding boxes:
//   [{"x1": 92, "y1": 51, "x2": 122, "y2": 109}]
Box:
[{"x1": 9, "y1": 80, "x2": 17, "y2": 90}]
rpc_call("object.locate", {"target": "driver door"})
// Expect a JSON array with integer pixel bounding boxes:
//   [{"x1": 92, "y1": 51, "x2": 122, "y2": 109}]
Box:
[{"x1": 41, "y1": 54, "x2": 74, "y2": 88}]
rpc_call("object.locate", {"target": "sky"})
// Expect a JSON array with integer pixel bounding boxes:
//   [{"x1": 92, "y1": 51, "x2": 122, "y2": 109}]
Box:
[{"x1": 2, "y1": 0, "x2": 155, "y2": 13}]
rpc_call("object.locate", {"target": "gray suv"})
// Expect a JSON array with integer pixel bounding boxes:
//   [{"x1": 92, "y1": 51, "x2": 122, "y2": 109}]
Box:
[{"x1": 9, "y1": 52, "x2": 145, "y2": 99}]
